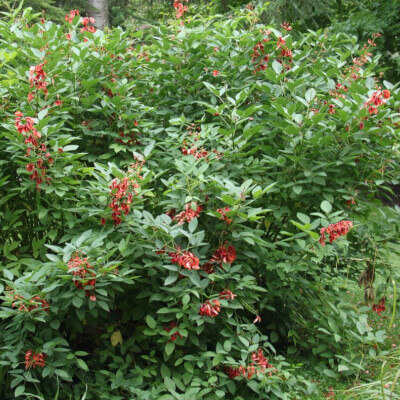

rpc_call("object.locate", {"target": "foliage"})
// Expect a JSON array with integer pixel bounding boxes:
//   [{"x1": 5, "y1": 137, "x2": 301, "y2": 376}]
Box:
[{"x1": 0, "y1": 3, "x2": 399, "y2": 399}]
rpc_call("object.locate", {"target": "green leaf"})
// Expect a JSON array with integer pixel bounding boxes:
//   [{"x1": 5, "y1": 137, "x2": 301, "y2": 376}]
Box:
[
  {"x1": 320, "y1": 200, "x2": 332, "y2": 214},
  {"x1": 55, "y1": 369, "x2": 72, "y2": 381},
  {"x1": 165, "y1": 274, "x2": 178, "y2": 286},
  {"x1": 165, "y1": 341, "x2": 175, "y2": 356},
  {"x1": 164, "y1": 376, "x2": 176, "y2": 393},
  {"x1": 272, "y1": 60, "x2": 283, "y2": 75},
  {"x1": 14, "y1": 386, "x2": 25, "y2": 397},
  {"x1": 146, "y1": 315, "x2": 157, "y2": 329},
  {"x1": 3, "y1": 269, "x2": 13, "y2": 280},
  {"x1": 305, "y1": 88, "x2": 316, "y2": 103},
  {"x1": 77, "y1": 358, "x2": 88, "y2": 371},
  {"x1": 365, "y1": 76, "x2": 375, "y2": 89}
]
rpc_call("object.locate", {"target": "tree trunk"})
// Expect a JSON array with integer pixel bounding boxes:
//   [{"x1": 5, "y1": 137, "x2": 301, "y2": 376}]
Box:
[{"x1": 88, "y1": 0, "x2": 109, "y2": 29}]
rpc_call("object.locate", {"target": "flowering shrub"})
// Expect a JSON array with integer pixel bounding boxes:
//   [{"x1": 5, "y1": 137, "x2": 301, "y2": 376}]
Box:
[{"x1": 0, "y1": 4, "x2": 399, "y2": 399}]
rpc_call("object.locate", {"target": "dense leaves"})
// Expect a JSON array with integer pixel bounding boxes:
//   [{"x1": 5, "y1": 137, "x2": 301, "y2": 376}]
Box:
[{"x1": 0, "y1": 4, "x2": 399, "y2": 399}]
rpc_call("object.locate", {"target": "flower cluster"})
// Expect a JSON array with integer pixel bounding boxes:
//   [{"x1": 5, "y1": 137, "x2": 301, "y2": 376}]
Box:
[
  {"x1": 364, "y1": 89, "x2": 390, "y2": 114},
  {"x1": 319, "y1": 221, "x2": 353, "y2": 247},
  {"x1": 164, "y1": 322, "x2": 183, "y2": 342},
  {"x1": 372, "y1": 297, "x2": 386, "y2": 315},
  {"x1": 14, "y1": 111, "x2": 53, "y2": 190},
  {"x1": 329, "y1": 82, "x2": 348, "y2": 99},
  {"x1": 344, "y1": 33, "x2": 381, "y2": 81},
  {"x1": 199, "y1": 243, "x2": 237, "y2": 275},
  {"x1": 81, "y1": 17, "x2": 96, "y2": 34},
  {"x1": 169, "y1": 246, "x2": 200, "y2": 270},
  {"x1": 65, "y1": 9, "x2": 80, "y2": 23},
  {"x1": 171, "y1": 202, "x2": 203, "y2": 225},
  {"x1": 280, "y1": 22, "x2": 292, "y2": 31},
  {"x1": 107, "y1": 158, "x2": 144, "y2": 226},
  {"x1": 25, "y1": 350, "x2": 46, "y2": 370},
  {"x1": 199, "y1": 299, "x2": 220, "y2": 317},
  {"x1": 28, "y1": 62, "x2": 48, "y2": 102},
  {"x1": 217, "y1": 206, "x2": 232, "y2": 224},
  {"x1": 276, "y1": 38, "x2": 293, "y2": 71},
  {"x1": 115, "y1": 130, "x2": 141, "y2": 146},
  {"x1": 225, "y1": 349, "x2": 274, "y2": 380},
  {"x1": 11, "y1": 293, "x2": 50, "y2": 314},
  {"x1": 219, "y1": 290, "x2": 237, "y2": 301},
  {"x1": 210, "y1": 242, "x2": 237, "y2": 266},
  {"x1": 68, "y1": 252, "x2": 96, "y2": 300},
  {"x1": 251, "y1": 38, "x2": 270, "y2": 72},
  {"x1": 173, "y1": 0, "x2": 188, "y2": 19}
]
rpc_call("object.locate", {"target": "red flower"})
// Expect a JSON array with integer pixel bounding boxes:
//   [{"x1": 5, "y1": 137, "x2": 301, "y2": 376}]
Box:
[
  {"x1": 199, "y1": 300, "x2": 220, "y2": 317},
  {"x1": 26, "y1": 163, "x2": 35, "y2": 172},
  {"x1": 202, "y1": 262, "x2": 214, "y2": 274},
  {"x1": 319, "y1": 221, "x2": 353, "y2": 246},
  {"x1": 253, "y1": 314, "x2": 262, "y2": 323},
  {"x1": 169, "y1": 248, "x2": 200, "y2": 270},
  {"x1": 212, "y1": 70, "x2": 219, "y2": 76},
  {"x1": 277, "y1": 36, "x2": 286, "y2": 49},
  {"x1": 101, "y1": 217, "x2": 106, "y2": 225},
  {"x1": 219, "y1": 290, "x2": 237, "y2": 301},
  {"x1": 174, "y1": 202, "x2": 203, "y2": 225},
  {"x1": 217, "y1": 206, "x2": 232, "y2": 224},
  {"x1": 382, "y1": 89, "x2": 390, "y2": 99},
  {"x1": 164, "y1": 321, "x2": 182, "y2": 341},
  {"x1": 372, "y1": 297, "x2": 386, "y2": 315},
  {"x1": 210, "y1": 243, "x2": 237, "y2": 266},
  {"x1": 25, "y1": 350, "x2": 46, "y2": 370},
  {"x1": 54, "y1": 100, "x2": 62, "y2": 106},
  {"x1": 65, "y1": 9, "x2": 80, "y2": 23},
  {"x1": 280, "y1": 22, "x2": 292, "y2": 31},
  {"x1": 68, "y1": 252, "x2": 96, "y2": 298},
  {"x1": 66, "y1": 33, "x2": 71, "y2": 40}
]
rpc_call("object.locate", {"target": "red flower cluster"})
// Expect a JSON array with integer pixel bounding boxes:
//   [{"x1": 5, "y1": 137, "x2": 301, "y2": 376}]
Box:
[
  {"x1": 68, "y1": 252, "x2": 96, "y2": 300},
  {"x1": 276, "y1": 41, "x2": 293, "y2": 71},
  {"x1": 219, "y1": 289, "x2": 237, "y2": 301},
  {"x1": 372, "y1": 297, "x2": 386, "y2": 315},
  {"x1": 181, "y1": 146, "x2": 209, "y2": 159},
  {"x1": 344, "y1": 33, "x2": 381, "y2": 81},
  {"x1": 319, "y1": 221, "x2": 353, "y2": 247},
  {"x1": 202, "y1": 262, "x2": 215, "y2": 274},
  {"x1": 25, "y1": 350, "x2": 46, "y2": 370},
  {"x1": 324, "y1": 387, "x2": 335, "y2": 398},
  {"x1": 107, "y1": 158, "x2": 144, "y2": 225},
  {"x1": 115, "y1": 130, "x2": 141, "y2": 146},
  {"x1": 14, "y1": 111, "x2": 53, "y2": 190},
  {"x1": 173, "y1": 0, "x2": 188, "y2": 19},
  {"x1": 164, "y1": 321, "x2": 183, "y2": 342},
  {"x1": 169, "y1": 247, "x2": 200, "y2": 270},
  {"x1": 81, "y1": 17, "x2": 96, "y2": 34},
  {"x1": 65, "y1": 9, "x2": 80, "y2": 23},
  {"x1": 28, "y1": 62, "x2": 48, "y2": 101},
  {"x1": 225, "y1": 349, "x2": 274, "y2": 380},
  {"x1": 280, "y1": 22, "x2": 292, "y2": 31},
  {"x1": 11, "y1": 293, "x2": 50, "y2": 314},
  {"x1": 210, "y1": 242, "x2": 237, "y2": 266},
  {"x1": 199, "y1": 299, "x2": 220, "y2": 317},
  {"x1": 171, "y1": 202, "x2": 203, "y2": 225},
  {"x1": 217, "y1": 206, "x2": 232, "y2": 224},
  {"x1": 364, "y1": 90, "x2": 390, "y2": 114},
  {"x1": 251, "y1": 39, "x2": 269, "y2": 72},
  {"x1": 329, "y1": 82, "x2": 348, "y2": 99}
]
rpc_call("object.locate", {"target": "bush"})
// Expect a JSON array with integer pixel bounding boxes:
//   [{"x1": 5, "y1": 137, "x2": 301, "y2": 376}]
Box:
[{"x1": 0, "y1": 4, "x2": 399, "y2": 399}]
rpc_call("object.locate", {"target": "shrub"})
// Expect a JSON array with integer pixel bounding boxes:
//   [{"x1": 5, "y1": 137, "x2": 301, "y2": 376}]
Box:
[{"x1": 0, "y1": 4, "x2": 399, "y2": 399}]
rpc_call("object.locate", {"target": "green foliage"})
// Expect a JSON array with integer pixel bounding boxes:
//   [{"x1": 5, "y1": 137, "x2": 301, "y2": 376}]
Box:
[{"x1": 0, "y1": 4, "x2": 399, "y2": 399}]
